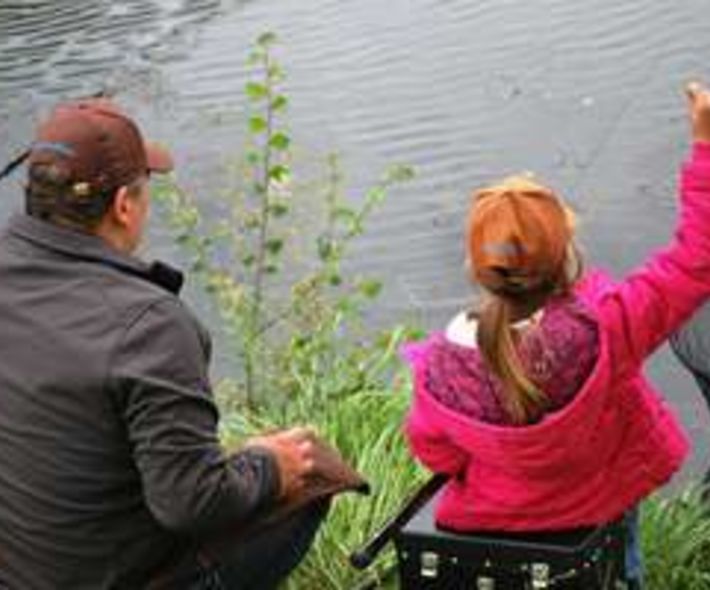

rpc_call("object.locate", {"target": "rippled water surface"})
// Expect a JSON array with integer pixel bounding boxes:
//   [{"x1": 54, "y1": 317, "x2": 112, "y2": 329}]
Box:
[{"x1": 2, "y1": 0, "x2": 710, "y2": 475}]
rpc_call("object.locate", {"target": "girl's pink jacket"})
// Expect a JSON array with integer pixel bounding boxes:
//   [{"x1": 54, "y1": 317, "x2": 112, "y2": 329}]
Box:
[{"x1": 404, "y1": 143, "x2": 710, "y2": 532}]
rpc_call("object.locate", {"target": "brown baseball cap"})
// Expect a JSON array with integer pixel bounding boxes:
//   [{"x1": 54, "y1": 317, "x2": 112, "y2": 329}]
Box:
[
  {"x1": 467, "y1": 175, "x2": 573, "y2": 294},
  {"x1": 28, "y1": 98, "x2": 173, "y2": 198}
]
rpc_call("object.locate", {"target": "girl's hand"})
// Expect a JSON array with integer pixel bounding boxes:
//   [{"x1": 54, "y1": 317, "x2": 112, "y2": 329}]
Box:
[{"x1": 686, "y1": 81, "x2": 710, "y2": 144}]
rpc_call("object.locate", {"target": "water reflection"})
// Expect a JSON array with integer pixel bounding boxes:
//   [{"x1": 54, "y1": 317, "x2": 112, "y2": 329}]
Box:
[{"x1": 0, "y1": 0, "x2": 222, "y2": 127}]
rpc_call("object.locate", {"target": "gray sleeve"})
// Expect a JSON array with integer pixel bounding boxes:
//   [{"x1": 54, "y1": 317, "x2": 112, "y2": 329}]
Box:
[
  {"x1": 109, "y1": 297, "x2": 279, "y2": 534},
  {"x1": 671, "y1": 301, "x2": 710, "y2": 378}
]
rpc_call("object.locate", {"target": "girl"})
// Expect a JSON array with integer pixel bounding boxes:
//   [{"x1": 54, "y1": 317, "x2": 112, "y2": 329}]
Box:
[{"x1": 403, "y1": 82, "x2": 710, "y2": 588}]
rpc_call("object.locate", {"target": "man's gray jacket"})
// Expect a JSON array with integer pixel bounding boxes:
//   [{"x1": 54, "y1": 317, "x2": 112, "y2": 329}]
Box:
[{"x1": 0, "y1": 214, "x2": 279, "y2": 589}]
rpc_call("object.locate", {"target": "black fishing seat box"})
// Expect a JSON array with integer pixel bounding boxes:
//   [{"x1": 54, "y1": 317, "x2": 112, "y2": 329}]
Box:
[{"x1": 393, "y1": 493, "x2": 628, "y2": 590}]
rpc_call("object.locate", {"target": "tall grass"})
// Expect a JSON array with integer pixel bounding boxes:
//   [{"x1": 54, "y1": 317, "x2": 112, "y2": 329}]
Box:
[
  {"x1": 283, "y1": 387, "x2": 425, "y2": 590},
  {"x1": 219, "y1": 371, "x2": 427, "y2": 590},
  {"x1": 642, "y1": 487, "x2": 710, "y2": 589}
]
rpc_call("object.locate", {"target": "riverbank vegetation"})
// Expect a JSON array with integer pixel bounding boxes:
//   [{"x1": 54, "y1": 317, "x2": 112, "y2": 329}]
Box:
[{"x1": 155, "y1": 33, "x2": 710, "y2": 590}]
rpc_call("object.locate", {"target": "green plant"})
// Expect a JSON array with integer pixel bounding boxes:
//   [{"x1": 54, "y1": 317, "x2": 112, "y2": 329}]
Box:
[
  {"x1": 218, "y1": 374, "x2": 426, "y2": 590},
  {"x1": 155, "y1": 32, "x2": 420, "y2": 587},
  {"x1": 641, "y1": 486, "x2": 710, "y2": 589},
  {"x1": 154, "y1": 32, "x2": 414, "y2": 414}
]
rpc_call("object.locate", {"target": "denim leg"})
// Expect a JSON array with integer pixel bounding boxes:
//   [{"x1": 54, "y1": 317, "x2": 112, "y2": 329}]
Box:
[
  {"x1": 201, "y1": 499, "x2": 329, "y2": 590},
  {"x1": 624, "y1": 506, "x2": 645, "y2": 589},
  {"x1": 152, "y1": 500, "x2": 329, "y2": 590}
]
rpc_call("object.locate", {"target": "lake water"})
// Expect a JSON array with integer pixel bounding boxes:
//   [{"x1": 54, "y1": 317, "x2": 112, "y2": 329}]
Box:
[{"x1": 1, "y1": 0, "x2": 709, "y2": 478}]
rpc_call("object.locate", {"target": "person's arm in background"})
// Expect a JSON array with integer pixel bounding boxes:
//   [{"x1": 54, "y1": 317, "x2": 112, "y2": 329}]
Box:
[
  {"x1": 110, "y1": 297, "x2": 315, "y2": 535},
  {"x1": 671, "y1": 305, "x2": 710, "y2": 417}
]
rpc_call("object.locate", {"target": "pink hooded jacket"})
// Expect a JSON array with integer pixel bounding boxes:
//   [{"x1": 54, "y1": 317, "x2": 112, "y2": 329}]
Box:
[{"x1": 404, "y1": 143, "x2": 710, "y2": 532}]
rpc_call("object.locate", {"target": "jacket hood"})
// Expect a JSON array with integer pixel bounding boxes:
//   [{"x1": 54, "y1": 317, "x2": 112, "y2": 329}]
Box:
[{"x1": 403, "y1": 271, "x2": 619, "y2": 477}]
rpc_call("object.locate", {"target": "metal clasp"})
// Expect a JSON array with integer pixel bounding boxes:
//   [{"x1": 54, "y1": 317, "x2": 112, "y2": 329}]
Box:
[
  {"x1": 420, "y1": 551, "x2": 439, "y2": 578},
  {"x1": 531, "y1": 562, "x2": 550, "y2": 589}
]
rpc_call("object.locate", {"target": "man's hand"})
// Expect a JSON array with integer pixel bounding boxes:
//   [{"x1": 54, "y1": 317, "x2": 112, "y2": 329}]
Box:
[
  {"x1": 687, "y1": 81, "x2": 710, "y2": 144},
  {"x1": 244, "y1": 427, "x2": 317, "y2": 502}
]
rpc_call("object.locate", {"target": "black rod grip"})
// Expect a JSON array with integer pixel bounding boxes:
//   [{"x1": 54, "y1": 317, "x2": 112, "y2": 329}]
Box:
[{"x1": 349, "y1": 473, "x2": 448, "y2": 570}]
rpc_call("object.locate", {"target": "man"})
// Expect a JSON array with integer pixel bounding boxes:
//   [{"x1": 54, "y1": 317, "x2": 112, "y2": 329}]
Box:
[{"x1": 0, "y1": 98, "x2": 331, "y2": 589}]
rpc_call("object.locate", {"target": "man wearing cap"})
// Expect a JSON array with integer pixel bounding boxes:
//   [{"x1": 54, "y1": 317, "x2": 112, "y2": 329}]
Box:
[{"x1": 0, "y1": 99, "x2": 329, "y2": 589}]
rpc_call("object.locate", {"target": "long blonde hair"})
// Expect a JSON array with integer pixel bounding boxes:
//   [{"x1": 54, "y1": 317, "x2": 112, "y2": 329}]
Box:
[{"x1": 468, "y1": 176, "x2": 582, "y2": 424}]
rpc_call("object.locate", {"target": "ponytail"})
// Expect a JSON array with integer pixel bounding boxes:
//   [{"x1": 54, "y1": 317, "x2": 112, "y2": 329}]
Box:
[
  {"x1": 477, "y1": 295, "x2": 548, "y2": 424},
  {"x1": 468, "y1": 174, "x2": 584, "y2": 423}
]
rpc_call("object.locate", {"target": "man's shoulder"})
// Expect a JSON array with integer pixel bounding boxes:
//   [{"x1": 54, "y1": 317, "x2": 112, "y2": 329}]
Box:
[{"x1": 96, "y1": 269, "x2": 202, "y2": 339}]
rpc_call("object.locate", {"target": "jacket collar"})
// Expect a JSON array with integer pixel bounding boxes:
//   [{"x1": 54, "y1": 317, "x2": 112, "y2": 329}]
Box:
[{"x1": 5, "y1": 213, "x2": 184, "y2": 295}]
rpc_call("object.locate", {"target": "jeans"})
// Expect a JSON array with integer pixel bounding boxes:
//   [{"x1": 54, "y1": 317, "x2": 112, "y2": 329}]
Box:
[
  {"x1": 154, "y1": 499, "x2": 329, "y2": 590},
  {"x1": 624, "y1": 507, "x2": 644, "y2": 588}
]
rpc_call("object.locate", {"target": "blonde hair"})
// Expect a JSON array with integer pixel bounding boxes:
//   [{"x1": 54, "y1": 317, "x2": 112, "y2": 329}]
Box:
[{"x1": 470, "y1": 175, "x2": 582, "y2": 424}]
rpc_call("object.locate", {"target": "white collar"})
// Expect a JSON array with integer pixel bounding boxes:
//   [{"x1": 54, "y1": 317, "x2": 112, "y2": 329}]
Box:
[{"x1": 445, "y1": 309, "x2": 543, "y2": 348}]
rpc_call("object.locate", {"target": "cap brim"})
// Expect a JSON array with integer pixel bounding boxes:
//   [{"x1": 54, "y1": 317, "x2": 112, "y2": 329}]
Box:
[{"x1": 145, "y1": 141, "x2": 174, "y2": 173}]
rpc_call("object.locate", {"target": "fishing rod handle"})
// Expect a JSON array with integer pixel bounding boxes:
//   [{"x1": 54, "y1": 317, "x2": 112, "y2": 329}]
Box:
[{"x1": 349, "y1": 473, "x2": 448, "y2": 570}]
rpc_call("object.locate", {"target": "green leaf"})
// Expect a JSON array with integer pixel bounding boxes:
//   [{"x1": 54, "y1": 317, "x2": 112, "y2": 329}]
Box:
[
  {"x1": 317, "y1": 236, "x2": 335, "y2": 262},
  {"x1": 291, "y1": 334, "x2": 309, "y2": 349},
  {"x1": 246, "y1": 150, "x2": 261, "y2": 166},
  {"x1": 175, "y1": 206, "x2": 199, "y2": 229},
  {"x1": 242, "y1": 253, "x2": 255, "y2": 267},
  {"x1": 333, "y1": 207, "x2": 356, "y2": 223},
  {"x1": 267, "y1": 64, "x2": 284, "y2": 82},
  {"x1": 243, "y1": 213, "x2": 261, "y2": 229},
  {"x1": 269, "y1": 164, "x2": 289, "y2": 182},
  {"x1": 248, "y1": 115, "x2": 267, "y2": 134},
  {"x1": 257, "y1": 31, "x2": 277, "y2": 47},
  {"x1": 386, "y1": 164, "x2": 416, "y2": 183},
  {"x1": 269, "y1": 132, "x2": 291, "y2": 151},
  {"x1": 265, "y1": 263, "x2": 279, "y2": 274},
  {"x1": 358, "y1": 279, "x2": 382, "y2": 299},
  {"x1": 247, "y1": 50, "x2": 263, "y2": 66},
  {"x1": 366, "y1": 186, "x2": 387, "y2": 205},
  {"x1": 328, "y1": 272, "x2": 342, "y2": 286},
  {"x1": 245, "y1": 82, "x2": 268, "y2": 101},
  {"x1": 151, "y1": 184, "x2": 172, "y2": 204},
  {"x1": 266, "y1": 238, "x2": 284, "y2": 255},
  {"x1": 271, "y1": 95, "x2": 288, "y2": 112},
  {"x1": 348, "y1": 218, "x2": 364, "y2": 236},
  {"x1": 269, "y1": 201, "x2": 289, "y2": 217}
]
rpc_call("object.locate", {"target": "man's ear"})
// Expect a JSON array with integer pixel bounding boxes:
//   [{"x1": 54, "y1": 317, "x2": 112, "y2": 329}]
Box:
[{"x1": 108, "y1": 185, "x2": 132, "y2": 228}]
